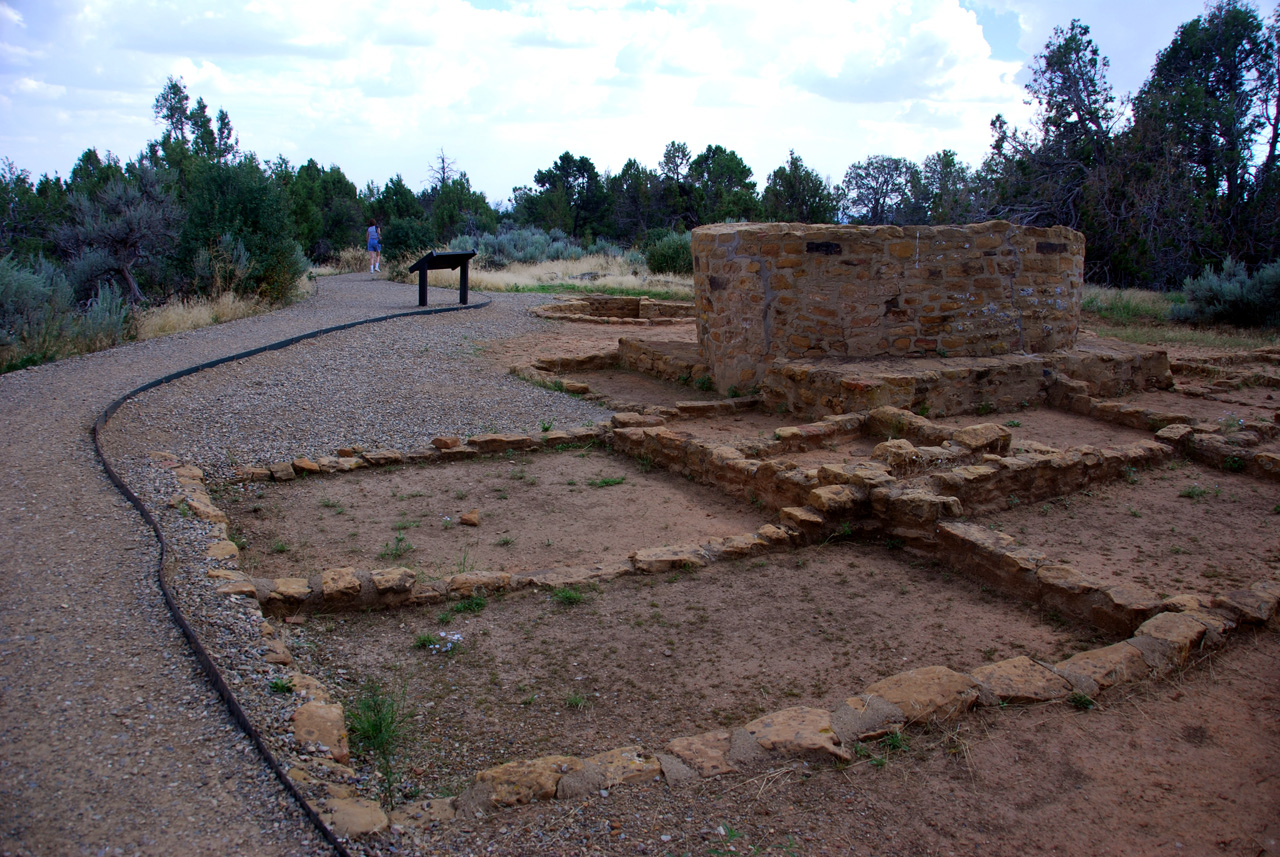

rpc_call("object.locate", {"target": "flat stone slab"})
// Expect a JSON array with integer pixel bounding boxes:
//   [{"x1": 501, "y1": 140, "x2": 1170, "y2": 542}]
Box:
[
  {"x1": 744, "y1": 706, "x2": 851, "y2": 762},
  {"x1": 864, "y1": 666, "x2": 979, "y2": 724},
  {"x1": 970, "y1": 656, "x2": 1072, "y2": 704},
  {"x1": 665, "y1": 730, "x2": 735, "y2": 777},
  {"x1": 1056, "y1": 642, "x2": 1150, "y2": 689},
  {"x1": 317, "y1": 797, "x2": 387, "y2": 838},
  {"x1": 291, "y1": 701, "x2": 349, "y2": 764},
  {"x1": 587, "y1": 746, "x2": 662, "y2": 787},
  {"x1": 1135, "y1": 612, "x2": 1208, "y2": 664},
  {"x1": 475, "y1": 755, "x2": 584, "y2": 806}
]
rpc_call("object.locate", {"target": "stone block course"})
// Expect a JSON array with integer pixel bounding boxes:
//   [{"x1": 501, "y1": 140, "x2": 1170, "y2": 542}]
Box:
[{"x1": 693, "y1": 221, "x2": 1084, "y2": 392}]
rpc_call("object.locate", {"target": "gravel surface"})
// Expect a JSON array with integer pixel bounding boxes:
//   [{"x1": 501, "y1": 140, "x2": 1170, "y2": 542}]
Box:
[{"x1": 0, "y1": 274, "x2": 575, "y2": 856}]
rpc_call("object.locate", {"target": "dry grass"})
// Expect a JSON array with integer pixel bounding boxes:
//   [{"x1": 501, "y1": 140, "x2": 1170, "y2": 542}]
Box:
[
  {"x1": 390, "y1": 252, "x2": 693, "y2": 300},
  {"x1": 1081, "y1": 285, "x2": 1278, "y2": 350},
  {"x1": 135, "y1": 293, "x2": 266, "y2": 341},
  {"x1": 311, "y1": 247, "x2": 370, "y2": 277}
]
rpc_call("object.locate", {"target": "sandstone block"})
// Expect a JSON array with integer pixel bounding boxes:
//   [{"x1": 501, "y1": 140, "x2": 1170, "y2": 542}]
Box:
[
  {"x1": 1134, "y1": 612, "x2": 1207, "y2": 664},
  {"x1": 970, "y1": 656, "x2": 1071, "y2": 704},
  {"x1": 630, "y1": 545, "x2": 707, "y2": 574},
  {"x1": 1213, "y1": 589, "x2": 1279, "y2": 625},
  {"x1": 320, "y1": 567, "x2": 361, "y2": 602},
  {"x1": 288, "y1": 673, "x2": 331, "y2": 703},
  {"x1": 807, "y1": 484, "x2": 858, "y2": 514},
  {"x1": 216, "y1": 580, "x2": 257, "y2": 598},
  {"x1": 459, "y1": 508, "x2": 481, "y2": 527},
  {"x1": 587, "y1": 746, "x2": 662, "y2": 787},
  {"x1": 292, "y1": 701, "x2": 349, "y2": 764},
  {"x1": 361, "y1": 449, "x2": 404, "y2": 466},
  {"x1": 292, "y1": 457, "x2": 321, "y2": 474},
  {"x1": 475, "y1": 755, "x2": 584, "y2": 806},
  {"x1": 612, "y1": 412, "x2": 666, "y2": 428},
  {"x1": 269, "y1": 462, "x2": 296, "y2": 481},
  {"x1": 371, "y1": 567, "x2": 415, "y2": 594},
  {"x1": 267, "y1": 577, "x2": 312, "y2": 603},
  {"x1": 1056, "y1": 641, "x2": 1149, "y2": 689},
  {"x1": 448, "y1": 570, "x2": 510, "y2": 596},
  {"x1": 831, "y1": 695, "x2": 906, "y2": 742},
  {"x1": 431, "y1": 436, "x2": 462, "y2": 450},
  {"x1": 263, "y1": 638, "x2": 293, "y2": 666},
  {"x1": 951, "y1": 423, "x2": 1012, "y2": 455},
  {"x1": 206, "y1": 540, "x2": 239, "y2": 560},
  {"x1": 318, "y1": 797, "x2": 387, "y2": 838},
  {"x1": 468, "y1": 433, "x2": 536, "y2": 453},
  {"x1": 864, "y1": 666, "x2": 979, "y2": 724},
  {"x1": 744, "y1": 706, "x2": 850, "y2": 762},
  {"x1": 665, "y1": 731, "x2": 735, "y2": 777}
]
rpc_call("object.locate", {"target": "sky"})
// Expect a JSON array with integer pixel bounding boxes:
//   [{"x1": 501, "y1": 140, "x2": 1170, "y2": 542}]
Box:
[{"x1": 0, "y1": 0, "x2": 1253, "y2": 206}]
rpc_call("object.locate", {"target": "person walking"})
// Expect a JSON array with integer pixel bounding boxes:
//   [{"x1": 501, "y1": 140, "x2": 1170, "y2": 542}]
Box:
[{"x1": 367, "y1": 221, "x2": 382, "y2": 274}]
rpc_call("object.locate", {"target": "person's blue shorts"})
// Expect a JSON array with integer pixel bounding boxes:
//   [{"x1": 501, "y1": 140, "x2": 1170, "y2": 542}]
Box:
[{"x1": 368, "y1": 240, "x2": 380, "y2": 251}]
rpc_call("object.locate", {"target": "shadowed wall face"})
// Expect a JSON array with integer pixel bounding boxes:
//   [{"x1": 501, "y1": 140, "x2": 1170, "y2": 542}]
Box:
[{"x1": 692, "y1": 221, "x2": 1085, "y2": 391}]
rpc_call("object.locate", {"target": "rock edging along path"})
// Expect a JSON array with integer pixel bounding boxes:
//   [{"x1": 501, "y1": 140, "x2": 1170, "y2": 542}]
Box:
[{"x1": 0, "y1": 275, "x2": 495, "y2": 857}]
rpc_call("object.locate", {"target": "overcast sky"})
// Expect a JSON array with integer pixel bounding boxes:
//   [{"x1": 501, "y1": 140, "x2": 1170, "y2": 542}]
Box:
[{"x1": 0, "y1": 0, "x2": 1250, "y2": 205}]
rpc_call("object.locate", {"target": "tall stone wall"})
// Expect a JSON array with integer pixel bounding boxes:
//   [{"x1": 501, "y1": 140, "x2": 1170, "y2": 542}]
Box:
[{"x1": 692, "y1": 221, "x2": 1084, "y2": 391}]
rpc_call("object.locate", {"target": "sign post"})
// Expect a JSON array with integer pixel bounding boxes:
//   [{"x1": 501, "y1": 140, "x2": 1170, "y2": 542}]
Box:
[{"x1": 407, "y1": 251, "x2": 478, "y2": 308}]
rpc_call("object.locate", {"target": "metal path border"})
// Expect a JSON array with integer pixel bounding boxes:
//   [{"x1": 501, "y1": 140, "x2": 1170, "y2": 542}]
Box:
[{"x1": 90, "y1": 297, "x2": 492, "y2": 856}]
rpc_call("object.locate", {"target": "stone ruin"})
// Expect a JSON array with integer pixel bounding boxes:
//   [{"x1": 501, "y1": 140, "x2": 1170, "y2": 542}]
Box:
[{"x1": 692, "y1": 221, "x2": 1085, "y2": 392}]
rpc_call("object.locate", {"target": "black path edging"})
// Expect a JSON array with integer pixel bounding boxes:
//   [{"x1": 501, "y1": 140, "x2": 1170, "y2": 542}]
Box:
[{"x1": 90, "y1": 297, "x2": 491, "y2": 856}]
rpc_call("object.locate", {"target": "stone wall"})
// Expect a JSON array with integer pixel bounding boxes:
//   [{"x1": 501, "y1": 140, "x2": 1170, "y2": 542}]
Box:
[{"x1": 692, "y1": 221, "x2": 1085, "y2": 391}]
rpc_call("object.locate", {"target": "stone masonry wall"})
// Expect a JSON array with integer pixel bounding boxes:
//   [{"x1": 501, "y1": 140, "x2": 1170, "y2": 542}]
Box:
[{"x1": 692, "y1": 221, "x2": 1085, "y2": 391}]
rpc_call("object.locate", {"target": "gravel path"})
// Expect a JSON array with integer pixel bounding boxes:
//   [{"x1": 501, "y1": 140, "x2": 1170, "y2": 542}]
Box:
[{"x1": 0, "y1": 274, "x2": 605, "y2": 856}]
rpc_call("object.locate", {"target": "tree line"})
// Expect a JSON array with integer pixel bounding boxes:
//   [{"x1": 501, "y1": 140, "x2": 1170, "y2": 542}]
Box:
[{"x1": 1, "y1": 0, "x2": 1277, "y2": 309}]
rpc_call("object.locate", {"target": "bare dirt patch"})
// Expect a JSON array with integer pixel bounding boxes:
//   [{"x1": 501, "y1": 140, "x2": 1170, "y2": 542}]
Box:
[
  {"x1": 1124, "y1": 386, "x2": 1280, "y2": 426},
  {"x1": 931, "y1": 405, "x2": 1154, "y2": 451},
  {"x1": 986, "y1": 459, "x2": 1280, "y2": 598},
  {"x1": 223, "y1": 449, "x2": 767, "y2": 581},
  {"x1": 286, "y1": 539, "x2": 1095, "y2": 800}
]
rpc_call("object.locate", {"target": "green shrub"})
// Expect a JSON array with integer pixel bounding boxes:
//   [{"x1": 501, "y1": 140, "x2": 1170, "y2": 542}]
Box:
[
  {"x1": 380, "y1": 217, "x2": 436, "y2": 260},
  {"x1": 448, "y1": 225, "x2": 585, "y2": 269},
  {"x1": 644, "y1": 231, "x2": 693, "y2": 275},
  {"x1": 1171, "y1": 257, "x2": 1280, "y2": 328}
]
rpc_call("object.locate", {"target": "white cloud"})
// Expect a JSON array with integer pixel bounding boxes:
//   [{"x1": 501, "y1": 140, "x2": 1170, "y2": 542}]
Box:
[
  {"x1": 0, "y1": 3, "x2": 23, "y2": 27},
  {"x1": 13, "y1": 77, "x2": 65, "y2": 98},
  {"x1": 0, "y1": 0, "x2": 1218, "y2": 202}
]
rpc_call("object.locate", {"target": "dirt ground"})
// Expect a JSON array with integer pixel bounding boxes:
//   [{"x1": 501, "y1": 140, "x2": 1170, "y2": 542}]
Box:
[
  {"x1": 223, "y1": 326, "x2": 1280, "y2": 855},
  {"x1": 286, "y1": 539, "x2": 1096, "y2": 798},
  {"x1": 986, "y1": 458, "x2": 1280, "y2": 598}
]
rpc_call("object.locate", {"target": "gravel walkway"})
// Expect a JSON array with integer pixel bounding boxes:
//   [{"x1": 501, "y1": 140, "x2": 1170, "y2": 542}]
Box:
[{"x1": 0, "y1": 274, "x2": 606, "y2": 856}]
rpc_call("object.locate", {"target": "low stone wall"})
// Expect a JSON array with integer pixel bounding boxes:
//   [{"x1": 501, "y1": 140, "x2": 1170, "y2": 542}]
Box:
[
  {"x1": 693, "y1": 221, "x2": 1084, "y2": 392},
  {"x1": 530, "y1": 296, "x2": 695, "y2": 324}
]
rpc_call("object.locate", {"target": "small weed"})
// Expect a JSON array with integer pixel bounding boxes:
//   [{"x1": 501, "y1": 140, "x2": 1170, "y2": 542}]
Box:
[
  {"x1": 228, "y1": 528, "x2": 247, "y2": 550},
  {"x1": 175, "y1": 500, "x2": 191, "y2": 518},
  {"x1": 454, "y1": 594, "x2": 487, "y2": 614},
  {"x1": 1170, "y1": 545, "x2": 1186, "y2": 554},
  {"x1": 870, "y1": 757, "x2": 887, "y2": 769},
  {"x1": 436, "y1": 610, "x2": 454, "y2": 625},
  {"x1": 565, "y1": 692, "x2": 589, "y2": 710},
  {"x1": 884, "y1": 537, "x2": 904, "y2": 550},
  {"x1": 496, "y1": 489, "x2": 508, "y2": 500},
  {"x1": 453, "y1": 489, "x2": 468, "y2": 500},
  {"x1": 442, "y1": 517, "x2": 455, "y2": 530},
  {"x1": 588, "y1": 475, "x2": 626, "y2": 488},
  {"x1": 694, "y1": 375, "x2": 715, "y2": 392},
  {"x1": 553, "y1": 587, "x2": 584, "y2": 606},
  {"x1": 727, "y1": 384, "x2": 741, "y2": 398},
  {"x1": 1223, "y1": 456, "x2": 1246, "y2": 473},
  {"x1": 378, "y1": 534, "x2": 414, "y2": 560},
  {"x1": 1123, "y1": 466, "x2": 1140, "y2": 485},
  {"x1": 676, "y1": 371, "x2": 691, "y2": 385},
  {"x1": 982, "y1": 647, "x2": 997, "y2": 661},
  {"x1": 520, "y1": 693, "x2": 537, "y2": 706},
  {"x1": 1273, "y1": 504, "x2": 1280, "y2": 514},
  {"x1": 413, "y1": 633, "x2": 439, "y2": 649},
  {"x1": 320, "y1": 498, "x2": 344, "y2": 513},
  {"x1": 268, "y1": 677, "x2": 294, "y2": 694},
  {"x1": 347, "y1": 682, "x2": 412, "y2": 809},
  {"x1": 1004, "y1": 419, "x2": 1021, "y2": 428},
  {"x1": 977, "y1": 401, "x2": 995, "y2": 416},
  {"x1": 1179, "y1": 485, "x2": 1208, "y2": 500},
  {"x1": 497, "y1": 536, "x2": 514, "y2": 547},
  {"x1": 915, "y1": 404, "x2": 931, "y2": 417},
  {"x1": 540, "y1": 419, "x2": 554, "y2": 433},
  {"x1": 637, "y1": 454, "x2": 654, "y2": 473},
  {"x1": 880, "y1": 731, "x2": 909, "y2": 752},
  {"x1": 1128, "y1": 506, "x2": 1142, "y2": 518},
  {"x1": 270, "y1": 539, "x2": 291, "y2": 554},
  {"x1": 1067, "y1": 691, "x2": 1095, "y2": 710}
]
